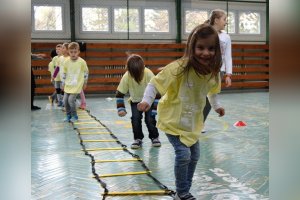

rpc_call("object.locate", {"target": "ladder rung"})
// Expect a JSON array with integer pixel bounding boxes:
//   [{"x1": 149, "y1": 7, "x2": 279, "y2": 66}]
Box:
[
  {"x1": 84, "y1": 147, "x2": 125, "y2": 151},
  {"x1": 74, "y1": 121, "x2": 98, "y2": 125},
  {"x1": 101, "y1": 190, "x2": 168, "y2": 196},
  {"x1": 77, "y1": 127, "x2": 105, "y2": 130},
  {"x1": 94, "y1": 158, "x2": 142, "y2": 163},
  {"x1": 82, "y1": 139, "x2": 117, "y2": 142},
  {"x1": 78, "y1": 132, "x2": 110, "y2": 135},
  {"x1": 96, "y1": 171, "x2": 151, "y2": 178},
  {"x1": 77, "y1": 114, "x2": 90, "y2": 116},
  {"x1": 77, "y1": 119, "x2": 95, "y2": 121}
]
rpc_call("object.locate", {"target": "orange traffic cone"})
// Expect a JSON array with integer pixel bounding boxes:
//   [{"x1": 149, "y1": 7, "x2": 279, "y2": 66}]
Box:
[{"x1": 234, "y1": 121, "x2": 247, "y2": 127}]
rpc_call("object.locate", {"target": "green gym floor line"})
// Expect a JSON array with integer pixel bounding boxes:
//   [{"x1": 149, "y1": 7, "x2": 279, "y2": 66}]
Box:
[{"x1": 31, "y1": 92, "x2": 269, "y2": 200}]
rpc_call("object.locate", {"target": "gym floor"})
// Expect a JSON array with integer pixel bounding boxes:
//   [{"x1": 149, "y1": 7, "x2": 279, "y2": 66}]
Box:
[{"x1": 31, "y1": 92, "x2": 269, "y2": 200}]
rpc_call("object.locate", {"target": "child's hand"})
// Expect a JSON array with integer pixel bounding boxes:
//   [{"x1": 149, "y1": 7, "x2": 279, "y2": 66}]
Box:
[
  {"x1": 225, "y1": 76, "x2": 232, "y2": 87},
  {"x1": 215, "y1": 107, "x2": 225, "y2": 117},
  {"x1": 137, "y1": 101, "x2": 150, "y2": 112},
  {"x1": 118, "y1": 110, "x2": 127, "y2": 117},
  {"x1": 83, "y1": 84, "x2": 87, "y2": 90},
  {"x1": 51, "y1": 78, "x2": 54, "y2": 83}
]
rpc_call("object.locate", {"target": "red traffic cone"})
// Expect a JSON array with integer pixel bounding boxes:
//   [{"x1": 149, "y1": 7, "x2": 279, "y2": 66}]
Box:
[{"x1": 234, "y1": 121, "x2": 247, "y2": 127}]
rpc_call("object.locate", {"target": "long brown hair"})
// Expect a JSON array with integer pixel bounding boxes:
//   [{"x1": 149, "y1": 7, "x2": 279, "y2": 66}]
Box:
[
  {"x1": 182, "y1": 23, "x2": 222, "y2": 78},
  {"x1": 126, "y1": 54, "x2": 145, "y2": 84}
]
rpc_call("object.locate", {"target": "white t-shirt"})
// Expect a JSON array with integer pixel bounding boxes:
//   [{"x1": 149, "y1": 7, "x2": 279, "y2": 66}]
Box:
[{"x1": 219, "y1": 31, "x2": 233, "y2": 74}]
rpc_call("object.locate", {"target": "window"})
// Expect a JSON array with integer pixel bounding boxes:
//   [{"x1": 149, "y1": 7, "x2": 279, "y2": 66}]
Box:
[
  {"x1": 144, "y1": 9, "x2": 169, "y2": 32},
  {"x1": 114, "y1": 8, "x2": 140, "y2": 32},
  {"x1": 182, "y1": 1, "x2": 266, "y2": 42},
  {"x1": 239, "y1": 11, "x2": 260, "y2": 34},
  {"x1": 185, "y1": 10, "x2": 208, "y2": 33},
  {"x1": 33, "y1": 6, "x2": 62, "y2": 31},
  {"x1": 82, "y1": 7, "x2": 109, "y2": 32},
  {"x1": 227, "y1": 12, "x2": 235, "y2": 34}
]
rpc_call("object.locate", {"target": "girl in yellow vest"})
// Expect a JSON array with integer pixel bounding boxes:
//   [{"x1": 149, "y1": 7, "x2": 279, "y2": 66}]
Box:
[{"x1": 138, "y1": 24, "x2": 225, "y2": 200}]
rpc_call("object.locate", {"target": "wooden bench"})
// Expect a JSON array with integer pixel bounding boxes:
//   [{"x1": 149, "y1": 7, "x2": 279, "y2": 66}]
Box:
[{"x1": 31, "y1": 43, "x2": 269, "y2": 95}]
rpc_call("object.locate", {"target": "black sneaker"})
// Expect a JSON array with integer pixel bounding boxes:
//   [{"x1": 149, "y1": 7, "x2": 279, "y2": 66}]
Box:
[
  {"x1": 174, "y1": 193, "x2": 196, "y2": 200},
  {"x1": 131, "y1": 139, "x2": 142, "y2": 149},
  {"x1": 31, "y1": 106, "x2": 41, "y2": 110}
]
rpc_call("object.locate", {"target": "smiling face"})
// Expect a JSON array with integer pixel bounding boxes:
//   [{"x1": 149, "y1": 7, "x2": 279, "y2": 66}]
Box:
[{"x1": 194, "y1": 35, "x2": 217, "y2": 67}]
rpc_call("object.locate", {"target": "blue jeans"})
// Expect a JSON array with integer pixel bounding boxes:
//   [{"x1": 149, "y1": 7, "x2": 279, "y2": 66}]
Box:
[
  {"x1": 63, "y1": 93, "x2": 78, "y2": 117},
  {"x1": 166, "y1": 134, "x2": 200, "y2": 196},
  {"x1": 130, "y1": 102, "x2": 159, "y2": 140}
]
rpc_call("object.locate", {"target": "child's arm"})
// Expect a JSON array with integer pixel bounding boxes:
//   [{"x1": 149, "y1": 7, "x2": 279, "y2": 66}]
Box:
[
  {"x1": 208, "y1": 94, "x2": 225, "y2": 117},
  {"x1": 60, "y1": 65, "x2": 66, "y2": 90},
  {"x1": 116, "y1": 91, "x2": 127, "y2": 117},
  {"x1": 48, "y1": 61, "x2": 54, "y2": 82},
  {"x1": 31, "y1": 53, "x2": 47, "y2": 59},
  {"x1": 224, "y1": 36, "x2": 233, "y2": 87},
  {"x1": 137, "y1": 83, "x2": 157, "y2": 112},
  {"x1": 83, "y1": 71, "x2": 88, "y2": 90},
  {"x1": 52, "y1": 66, "x2": 60, "y2": 79}
]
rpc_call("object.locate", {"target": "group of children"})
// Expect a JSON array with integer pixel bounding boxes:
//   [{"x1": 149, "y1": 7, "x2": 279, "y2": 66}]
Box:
[
  {"x1": 42, "y1": 8, "x2": 231, "y2": 200},
  {"x1": 48, "y1": 42, "x2": 89, "y2": 122}
]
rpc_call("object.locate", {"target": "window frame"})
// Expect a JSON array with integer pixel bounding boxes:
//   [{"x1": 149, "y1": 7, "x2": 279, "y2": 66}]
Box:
[{"x1": 31, "y1": 0, "x2": 70, "y2": 40}]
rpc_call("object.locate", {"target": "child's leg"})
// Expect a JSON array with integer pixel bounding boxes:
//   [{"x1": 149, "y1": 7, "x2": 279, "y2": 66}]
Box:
[
  {"x1": 186, "y1": 141, "x2": 200, "y2": 191},
  {"x1": 55, "y1": 81, "x2": 63, "y2": 106},
  {"x1": 69, "y1": 94, "x2": 78, "y2": 119},
  {"x1": 49, "y1": 82, "x2": 56, "y2": 104},
  {"x1": 166, "y1": 134, "x2": 193, "y2": 197},
  {"x1": 49, "y1": 90, "x2": 56, "y2": 104},
  {"x1": 79, "y1": 90, "x2": 86, "y2": 109},
  {"x1": 52, "y1": 90, "x2": 57, "y2": 102},
  {"x1": 144, "y1": 109, "x2": 159, "y2": 140},
  {"x1": 130, "y1": 102, "x2": 144, "y2": 140},
  {"x1": 63, "y1": 93, "x2": 71, "y2": 121}
]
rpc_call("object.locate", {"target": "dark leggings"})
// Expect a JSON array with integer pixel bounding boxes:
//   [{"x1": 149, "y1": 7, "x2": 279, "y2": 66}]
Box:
[
  {"x1": 203, "y1": 97, "x2": 211, "y2": 122},
  {"x1": 56, "y1": 88, "x2": 61, "y2": 95}
]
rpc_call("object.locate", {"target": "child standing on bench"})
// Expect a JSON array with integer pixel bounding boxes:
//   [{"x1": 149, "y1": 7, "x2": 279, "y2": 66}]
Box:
[
  {"x1": 61, "y1": 42, "x2": 88, "y2": 122},
  {"x1": 137, "y1": 24, "x2": 225, "y2": 200},
  {"x1": 116, "y1": 54, "x2": 161, "y2": 149}
]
